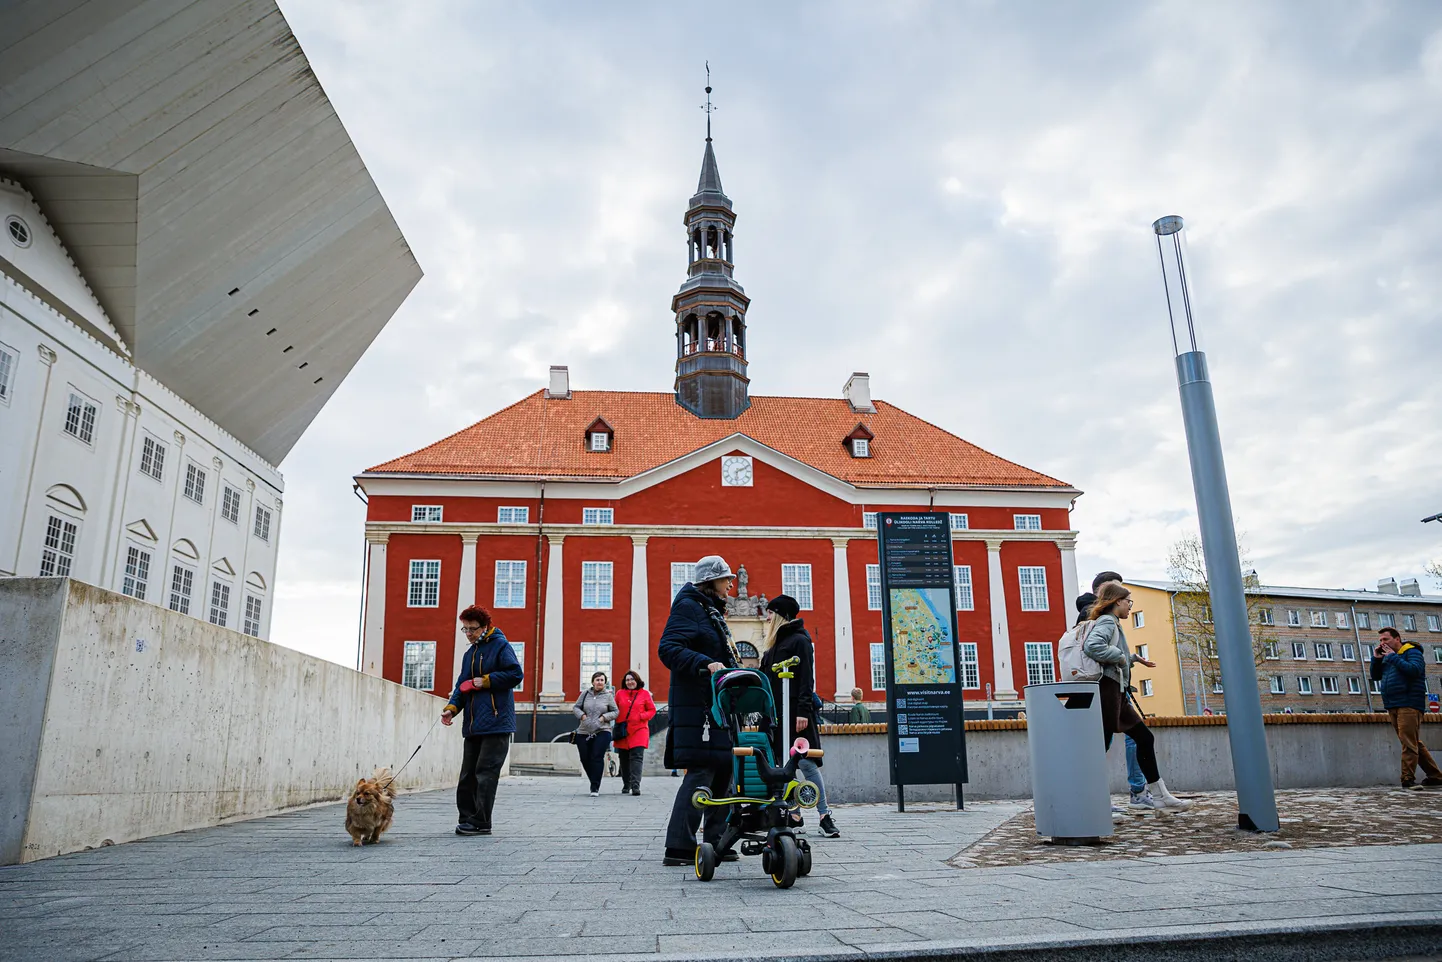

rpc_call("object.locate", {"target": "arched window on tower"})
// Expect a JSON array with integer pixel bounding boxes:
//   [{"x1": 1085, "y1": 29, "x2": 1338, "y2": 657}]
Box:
[
  {"x1": 706, "y1": 313, "x2": 724, "y2": 352},
  {"x1": 681, "y1": 314, "x2": 698, "y2": 354},
  {"x1": 732, "y1": 317, "x2": 745, "y2": 357}
]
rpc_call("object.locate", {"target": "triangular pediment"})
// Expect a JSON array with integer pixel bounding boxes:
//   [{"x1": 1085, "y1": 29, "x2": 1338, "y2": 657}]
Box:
[
  {"x1": 125, "y1": 518, "x2": 158, "y2": 542},
  {"x1": 211, "y1": 556, "x2": 236, "y2": 576}
]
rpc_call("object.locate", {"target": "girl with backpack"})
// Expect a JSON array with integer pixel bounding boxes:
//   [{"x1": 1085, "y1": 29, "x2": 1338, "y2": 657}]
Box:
[{"x1": 1082, "y1": 583, "x2": 1191, "y2": 811}]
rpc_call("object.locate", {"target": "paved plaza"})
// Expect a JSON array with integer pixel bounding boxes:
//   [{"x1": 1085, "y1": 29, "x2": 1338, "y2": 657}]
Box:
[{"x1": 3, "y1": 775, "x2": 1441, "y2": 961}]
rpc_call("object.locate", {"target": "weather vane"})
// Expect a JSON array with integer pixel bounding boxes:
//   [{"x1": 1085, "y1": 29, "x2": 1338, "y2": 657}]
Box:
[{"x1": 702, "y1": 61, "x2": 716, "y2": 141}]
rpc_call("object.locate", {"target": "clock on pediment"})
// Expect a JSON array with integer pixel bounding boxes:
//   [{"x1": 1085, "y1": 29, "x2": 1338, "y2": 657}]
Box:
[{"x1": 720, "y1": 455, "x2": 753, "y2": 487}]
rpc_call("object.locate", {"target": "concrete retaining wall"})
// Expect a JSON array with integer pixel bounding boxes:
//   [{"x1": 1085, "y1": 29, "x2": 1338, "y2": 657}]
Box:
[
  {"x1": 818, "y1": 716, "x2": 1435, "y2": 803},
  {"x1": 1, "y1": 578, "x2": 465, "y2": 864}
]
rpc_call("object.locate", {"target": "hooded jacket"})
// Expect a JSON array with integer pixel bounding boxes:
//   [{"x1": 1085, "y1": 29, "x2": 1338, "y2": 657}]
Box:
[
  {"x1": 444, "y1": 627, "x2": 524, "y2": 737},
  {"x1": 658, "y1": 582, "x2": 737, "y2": 769},
  {"x1": 760, "y1": 618, "x2": 823, "y2": 765},
  {"x1": 1371, "y1": 642, "x2": 1429, "y2": 711}
]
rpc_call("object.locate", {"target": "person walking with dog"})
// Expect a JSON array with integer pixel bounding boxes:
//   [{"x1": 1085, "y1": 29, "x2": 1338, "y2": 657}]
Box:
[
  {"x1": 573, "y1": 672, "x2": 619, "y2": 797},
  {"x1": 613, "y1": 670, "x2": 657, "y2": 795},
  {"x1": 1082, "y1": 583, "x2": 1191, "y2": 811},
  {"x1": 1372, "y1": 626, "x2": 1442, "y2": 788},
  {"x1": 658, "y1": 555, "x2": 740, "y2": 866},
  {"x1": 442, "y1": 605, "x2": 524, "y2": 836},
  {"x1": 761, "y1": 595, "x2": 840, "y2": 838}
]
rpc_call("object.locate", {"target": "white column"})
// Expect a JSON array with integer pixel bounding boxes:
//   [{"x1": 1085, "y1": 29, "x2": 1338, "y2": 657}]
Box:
[
  {"x1": 361, "y1": 534, "x2": 388, "y2": 676},
  {"x1": 1059, "y1": 536, "x2": 1080, "y2": 618},
  {"x1": 540, "y1": 534, "x2": 566, "y2": 702},
  {"x1": 831, "y1": 537, "x2": 857, "y2": 702},
  {"x1": 986, "y1": 538, "x2": 1018, "y2": 700},
  {"x1": 455, "y1": 534, "x2": 479, "y2": 675},
  {"x1": 629, "y1": 536, "x2": 649, "y2": 676}
]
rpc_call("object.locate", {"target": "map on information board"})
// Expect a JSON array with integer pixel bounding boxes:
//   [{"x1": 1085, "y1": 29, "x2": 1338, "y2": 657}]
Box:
[{"x1": 887, "y1": 587, "x2": 957, "y2": 684}]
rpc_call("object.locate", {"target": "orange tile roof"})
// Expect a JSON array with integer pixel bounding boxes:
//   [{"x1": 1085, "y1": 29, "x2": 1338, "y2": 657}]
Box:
[{"x1": 365, "y1": 391, "x2": 1070, "y2": 489}]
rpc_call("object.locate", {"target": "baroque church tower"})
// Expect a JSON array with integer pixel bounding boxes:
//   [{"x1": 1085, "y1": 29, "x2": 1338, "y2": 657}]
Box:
[{"x1": 672, "y1": 83, "x2": 751, "y2": 419}]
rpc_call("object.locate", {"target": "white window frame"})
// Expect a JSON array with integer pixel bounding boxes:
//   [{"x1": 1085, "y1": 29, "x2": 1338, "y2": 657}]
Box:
[
  {"x1": 949, "y1": 513, "x2": 969, "y2": 531},
  {"x1": 1257, "y1": 608, "x2": 1275, "y2": 626},
  {"x1": 1140, "y1": 679, "x2": 1154, "y2": 697},
  {"x1": 1314, "y1": 642, "x2": 1333, "y2": 661},
  {"x1": 1378, "y1": 613, "x2": 1395, "y2": 629},
  {"x1": 781, "y1": 563, "x2": 813, "y2": 610},
  {"x1": 1428, "y1": 615, "x2": 1441, "y2": 632},
  {"x1": 1137, "y1": 644, "x2": 1149, "y2": 660},
  {"x1": 183, "y1": 462, "x2": 206, "y2": 504},
  {"x1": 1269, "y1": 676, "x2": 1285, "y2": 694},
  {"x1": 139, "y1": 435, "x2": 165, "y2": 482},
  {"x1": 220, "y1": 485, "x2": 241, "y2": 525},
  {"x1": 1291, "y1": 642, "x2": 1307, "y2": 660},
  {"x1": 1356, "y1": 612, "x2": 1370, "y2": 629},
  {"x1": 589, "y1": 431, "x2": 611, "y2": 452},
  {"x1": 862, "y1": 512, "x2": 878, "y2": 530},
  {"x1": 851, "y1": 437, "x2": 870, "y2": 458},
  {"x1": 1024, "y1": 642, "x2": 1055, "y2": 686},
  {"x1": 253, "y1": 505, "x2": 272, "y2": 543},
  {"x1": 208, "y1": 579, "x2": 231, "y2": 627},
  {"x1": 1263, "y1": 641, "x2": 1279, "y2": 660},
  {"x1": 1320, "y1": 675, "x2": 1339, "y2": 695},
  {"x1": 954, "y1": 565, "x2": 974, "y2": 611},
  {"x1": 1403, "y1": 614, "x2": 1417, "y2": 632},
  {"x1": 1334, "y1": 611, "x2": 1349, "y2": 630},
  {"x1": 866, "y1": 564, "x2": 882, "y2": 611},
  {"x1": 411, "y1": 504, "x2": 443, "y2": 523},
  {"x1": 402, "y1": 641, "x2": 437, "y2": 691},
  {"x1": 960, "y1": 642, "x2": 980, "y2": 690},
  {"x1": 1132, "y1": 611, "x2": 1146, "y2": 629},
  {"x1": 39, "y1": 514, "x2": 79, "y2": 577},
  {"x1": 63, "y1": 390, "x2": 98, "y2": 445},
  {"x1": 581, "y1": 561, "x2": 613, "y2": 609},
  {"x1": 0, "y1": 341, "x2": 16, "y2": 403},
  {"x1": 509, "y1": 641, "x2": 526, "y2": 690},
  {"x1": 579, "y1": 642, "x2": 612, "y2": 688},
  {"x1": 407, "y1": 559, "x2": 441, "y2": 608},
  {"x1": 670, "y1": 562, "x2": 697, "y2": 600},
  {"x1": 1212, "y1": 679, "x2": 1224, "y2": 694},
  {"x1": 1013, "y1": 514, "x2": 1042, "y2": 531},
  {"x1": 1018, "y1": 566, "x2": 1049, "y2": 611},
  {"x1": 1347, "y1": 676, "x2": 1362, "y2": 695},
  {"x1": 1370, "y1": 678, "x2": 1382, "y2": 694},
  {"x1": 497, "y1": 506, "x2": 529, "y2": 524},
  {"x1": 1297, "y1": 676, "x2": 1313, "y2": 695},
  {"x1": 1310, "y1": 611, "x2": 1328, "y2": 628},
  {"x1": 1340, "y1": 643, "x2": 1356, "y2": 662},
  {"x1": 870, "y1": 643, "x2": 886, "y2": 690},
  {"x1": 494, "y1": 560, "x2": 527, "y2": 608},
  {"x1": 1286, "y1": 609, "x2": 1302, "y2": 627},
  {"x1": 121, "y1": 544, "x2": 151, "y2": 600},
  {"x1": 168, "y1": 563, "x2": 195, "y2": 615},
  {"x1": 582, "y1": 507, "x2": 614, "y2": 525},
  {"x1": 242, "y1": 594, "x2": 263, "y2": 637}
]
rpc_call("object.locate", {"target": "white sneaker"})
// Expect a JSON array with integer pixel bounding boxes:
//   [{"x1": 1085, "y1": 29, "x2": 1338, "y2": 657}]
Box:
[
  {"x1": 1130, "y1": 791, "x2": 1166, "y2": 811},
  {"x1": 589, "y1": 791, "x2": 599, "y2": 797},
  {"x1": 1146, "y1": 779, "x2": 1192, "y2": 810}
]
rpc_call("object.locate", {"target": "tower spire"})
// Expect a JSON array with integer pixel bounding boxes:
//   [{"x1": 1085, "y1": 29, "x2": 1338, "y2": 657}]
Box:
[{"x1": 703, "y1": 62, "x2": 714, "y2": 142}]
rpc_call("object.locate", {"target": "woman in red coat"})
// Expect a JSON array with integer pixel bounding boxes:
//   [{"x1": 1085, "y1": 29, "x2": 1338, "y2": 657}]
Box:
[{"x1": 613, "y1": 670, "x2": 658, "y2": 795}]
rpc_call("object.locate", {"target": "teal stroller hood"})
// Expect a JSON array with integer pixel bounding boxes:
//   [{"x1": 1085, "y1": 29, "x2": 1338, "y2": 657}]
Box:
[{"x1": 710, "y1": 668, "x2": 777, "y2": 731}]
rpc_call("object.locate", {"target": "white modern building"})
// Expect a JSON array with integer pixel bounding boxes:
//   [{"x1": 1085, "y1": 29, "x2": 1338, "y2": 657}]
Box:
[{"x1": 0, "y1": 0, "x2": 422, "y2": 639}]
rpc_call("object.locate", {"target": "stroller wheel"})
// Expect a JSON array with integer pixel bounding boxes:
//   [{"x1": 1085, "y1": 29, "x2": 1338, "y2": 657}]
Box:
[
  {"x1": 695, "y1": 842, "x2": 717, "y2": 882},
  {"x1": 690, "y1": 788, "x2": 713, "y2": 810},
  {"x1": 770, "y1": 835, "x2": 798, "y2": 889}
]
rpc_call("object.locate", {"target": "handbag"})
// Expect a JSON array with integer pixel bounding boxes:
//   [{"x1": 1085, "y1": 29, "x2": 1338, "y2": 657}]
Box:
[{"x1": 613, "y1": 692, "x2": 635, "y2": 742}]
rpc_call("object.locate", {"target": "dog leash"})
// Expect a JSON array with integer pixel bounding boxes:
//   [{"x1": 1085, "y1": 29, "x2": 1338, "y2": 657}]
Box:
[{"x1": 381, "y1": 714, "x2": 443, "y2": 790}]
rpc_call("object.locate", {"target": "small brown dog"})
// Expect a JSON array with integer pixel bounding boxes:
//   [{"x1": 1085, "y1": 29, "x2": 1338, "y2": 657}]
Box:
[{"x1": 345, "y1": 767, "x2": 396, "y2": 846}]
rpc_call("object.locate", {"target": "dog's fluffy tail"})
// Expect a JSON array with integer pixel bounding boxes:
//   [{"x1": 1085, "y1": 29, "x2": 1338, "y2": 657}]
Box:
[{"x1": 373, "y1": 766, "x2": 396, "y2": 796}]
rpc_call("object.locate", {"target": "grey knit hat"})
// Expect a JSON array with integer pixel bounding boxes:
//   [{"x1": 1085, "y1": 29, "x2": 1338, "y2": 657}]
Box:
[{"x1": 694, "y1": 555, "x2": 734, "y2": 584}]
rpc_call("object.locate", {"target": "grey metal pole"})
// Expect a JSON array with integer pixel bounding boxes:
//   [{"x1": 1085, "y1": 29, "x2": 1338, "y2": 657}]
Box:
[{"x1": 1153, "y1": 215, "x2": 1279, "y2": 832}]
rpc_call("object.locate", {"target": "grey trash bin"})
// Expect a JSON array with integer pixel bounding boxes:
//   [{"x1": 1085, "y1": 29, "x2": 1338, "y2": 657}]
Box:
[{"x1": 1024, "y1": 681, "x2": 1112, "y2": 842}]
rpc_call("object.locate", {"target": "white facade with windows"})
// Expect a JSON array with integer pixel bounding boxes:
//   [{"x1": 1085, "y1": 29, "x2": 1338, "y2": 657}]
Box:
[{"x1": 1, "y1": 182, "x2": 282, "y2": 639}]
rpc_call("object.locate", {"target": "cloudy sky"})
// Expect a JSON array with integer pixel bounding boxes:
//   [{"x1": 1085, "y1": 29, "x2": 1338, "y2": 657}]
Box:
[{"x1": 271, "y1": 0, "x2": 1442, "y2": 666}]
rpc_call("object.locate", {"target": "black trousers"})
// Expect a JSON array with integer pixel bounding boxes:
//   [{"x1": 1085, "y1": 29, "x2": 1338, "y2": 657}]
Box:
[
  {"x1": 617, "y1": 746, "x2": 645, "y2": 791},
  {"x1": 664, "y1": 765, "x2": 732, "y2": 854},
  {"x1": 457, "y1": 733, "x2": 511, "y2": 831},
  {"x1": 576, "y1": 731, "x2": 613, "y2": 792}
]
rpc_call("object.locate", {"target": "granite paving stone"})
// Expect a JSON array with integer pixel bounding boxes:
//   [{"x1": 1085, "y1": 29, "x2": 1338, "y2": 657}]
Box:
[{"x1": 2, "y1": 776, "x2": 1440, "y2": 961}]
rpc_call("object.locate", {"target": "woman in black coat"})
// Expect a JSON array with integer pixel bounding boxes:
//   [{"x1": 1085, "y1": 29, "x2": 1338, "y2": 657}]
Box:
[{"x1": 760, "y1": 595, "x2": 839, "y2": 838}]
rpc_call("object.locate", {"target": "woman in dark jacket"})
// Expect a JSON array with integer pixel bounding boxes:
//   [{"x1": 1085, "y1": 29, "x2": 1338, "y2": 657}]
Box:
[
  {"x1": 760, "y1": 595, "x2": 839, "y2": 838},
  {"x1": 657, "y1": 555, "x2": 739, "y2": 865}
]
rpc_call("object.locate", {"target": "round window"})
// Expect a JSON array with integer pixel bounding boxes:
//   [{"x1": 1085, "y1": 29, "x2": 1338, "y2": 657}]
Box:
[{"x1": 5, "y1": 215, "x2": 32, "y2": 248}]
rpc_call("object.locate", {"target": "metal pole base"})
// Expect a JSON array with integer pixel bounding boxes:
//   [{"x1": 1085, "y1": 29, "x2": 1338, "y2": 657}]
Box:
[{"x1": 1046, "y1": 836, "x2": 1103, "y2": 847}]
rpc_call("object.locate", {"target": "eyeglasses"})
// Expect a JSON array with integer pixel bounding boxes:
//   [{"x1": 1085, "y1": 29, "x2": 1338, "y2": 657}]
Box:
[{"x1": 460, "y1": 625, "x2": 482, "y2": 633}]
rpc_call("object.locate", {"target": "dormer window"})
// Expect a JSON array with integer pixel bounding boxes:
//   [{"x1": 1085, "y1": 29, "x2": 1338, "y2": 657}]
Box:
[
  {"x1": 844, "y1": 423, "x2": 875, "y2": 458},
  {"x1": 584, "y1": 417, "x2": 614, "y2": 453}
]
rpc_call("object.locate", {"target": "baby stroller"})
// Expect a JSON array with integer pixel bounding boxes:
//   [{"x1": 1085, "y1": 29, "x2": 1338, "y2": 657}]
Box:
[{"x1": 689, "y1": 658, "x2": 823, "y2": 888}]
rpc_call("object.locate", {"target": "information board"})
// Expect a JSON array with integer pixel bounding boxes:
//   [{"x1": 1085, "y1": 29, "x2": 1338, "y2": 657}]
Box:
[{"x1": 876, "y1": 512, "x2": 968, "y2": 794}]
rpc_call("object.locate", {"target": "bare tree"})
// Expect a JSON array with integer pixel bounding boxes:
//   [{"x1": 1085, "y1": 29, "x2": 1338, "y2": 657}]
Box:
[
  {"x1": 1426, "y1": 558, "x2": 1442, "y2": 590},
  {"x1": 1166, "y1": 533, "x2": 1278, "y2": 708}
]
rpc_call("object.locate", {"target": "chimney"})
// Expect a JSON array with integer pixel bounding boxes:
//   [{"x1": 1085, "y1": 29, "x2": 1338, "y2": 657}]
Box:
[
  {"x1": 1377, "y1": 577, "x2": 1399, "y2": 595},
  {"x1": 545, "y1": 365, "x2": 571, "y2": 399},
  {"x1": 844, "y1": 372, "x2": 875, "y2": 413},
  {"x1": 1400, "y1": 578, "x2": 1422, "y2": 597}
]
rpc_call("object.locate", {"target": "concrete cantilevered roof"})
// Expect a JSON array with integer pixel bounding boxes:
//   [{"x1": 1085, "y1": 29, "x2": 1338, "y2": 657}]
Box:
[{"x1": 0, "y1": 0, "x2": 422, "y2": 464}]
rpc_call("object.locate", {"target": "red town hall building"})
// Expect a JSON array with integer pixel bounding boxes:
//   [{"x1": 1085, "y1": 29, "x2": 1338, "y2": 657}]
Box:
[{"x1": 356, "y1": 131, "x2": 1082, "y2": 732}]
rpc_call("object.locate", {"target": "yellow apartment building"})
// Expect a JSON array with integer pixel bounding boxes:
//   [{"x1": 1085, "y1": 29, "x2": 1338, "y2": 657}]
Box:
[{"x1": 1118, "y1": 581, "x2": 1188, "y2": 717}]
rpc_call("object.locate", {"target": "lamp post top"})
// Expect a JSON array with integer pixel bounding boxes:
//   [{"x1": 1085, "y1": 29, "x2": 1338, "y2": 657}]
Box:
[{"x1": 1153, "y1": 215, "x2": 1184, "y2": 236}]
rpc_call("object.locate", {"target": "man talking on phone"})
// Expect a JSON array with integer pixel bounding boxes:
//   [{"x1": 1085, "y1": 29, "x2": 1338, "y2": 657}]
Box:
[{"x1": 1371, "y1": 626, "x2": 1442, "y2": 789}]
